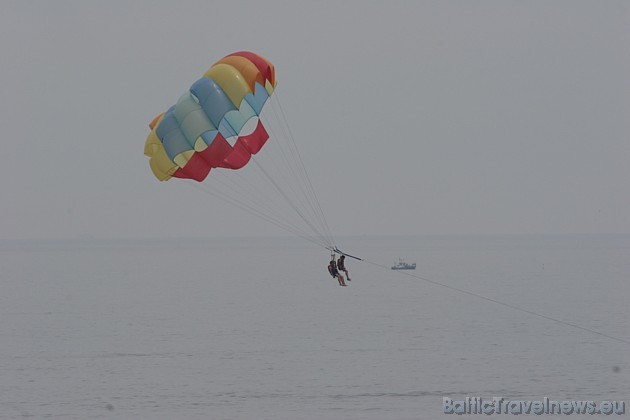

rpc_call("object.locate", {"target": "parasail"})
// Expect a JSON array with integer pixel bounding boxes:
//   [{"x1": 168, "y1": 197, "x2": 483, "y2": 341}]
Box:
[
  {"x1": 143, "y1": 51, "x2": 337, "y2": 252},
  {"x1": 144, "y1": 51, "x2": 277, "y2": 182}
]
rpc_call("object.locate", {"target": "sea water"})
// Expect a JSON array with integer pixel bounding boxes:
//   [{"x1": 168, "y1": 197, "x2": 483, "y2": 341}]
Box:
[{"x1": 1, "y1": 235, "x2": 628, "y2": 419}]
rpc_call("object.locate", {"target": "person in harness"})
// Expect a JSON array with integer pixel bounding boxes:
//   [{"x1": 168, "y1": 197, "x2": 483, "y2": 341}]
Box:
[
  {"x1": 337, "y1": 255, "x2": 350, "y2": 281},
  {"x1": 328, "y1": 258, "x2": 347, "y2": 286}
]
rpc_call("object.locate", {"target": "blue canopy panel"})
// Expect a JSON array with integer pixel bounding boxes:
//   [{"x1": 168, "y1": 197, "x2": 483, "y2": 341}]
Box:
[
  {"x1": 190, "y1": 77, "x2": 236, "y2": 128},
  {"x1": 223, "y1": 100, "x2": 256, "y2": 139},
  {"x1": 189, "y1": 77, "x2": 268, "y2": 142},
  {"x1": 156, "y1": 107, "x2": 194, "y2": 161},
  {"x1": 244, "y1": 82, "x2": 270, "y2": 115},
  {"x1": 174, "y1": 93, "x2": 216, "y2": 148},
  {"x1": 158, "y1": 78, "x2": 273, "y2": 162}
]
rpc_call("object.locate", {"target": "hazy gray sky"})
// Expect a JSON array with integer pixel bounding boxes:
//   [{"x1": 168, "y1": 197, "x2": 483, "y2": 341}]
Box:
[{"x1": 2, "y1": 1, "x2": 628, "y2": 239}]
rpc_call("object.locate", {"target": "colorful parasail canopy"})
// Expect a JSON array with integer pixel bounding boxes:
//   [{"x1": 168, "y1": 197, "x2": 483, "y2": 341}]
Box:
[{"x1": 144, "y1": 51, "x2": 276, "y2": 182}]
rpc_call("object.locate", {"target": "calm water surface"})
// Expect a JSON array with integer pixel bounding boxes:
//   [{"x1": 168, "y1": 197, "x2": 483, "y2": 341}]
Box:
[{"x1": 1, "y1": 235, "x2": 628, "y2": 419}]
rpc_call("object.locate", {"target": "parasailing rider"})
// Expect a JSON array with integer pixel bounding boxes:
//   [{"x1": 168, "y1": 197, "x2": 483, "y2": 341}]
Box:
[
  {"x1": 328, "y1": 258, "x2": 347, "y2": 286},
  {"x1": 337, "y1": 255, "x2": 351, "y2": 281}
]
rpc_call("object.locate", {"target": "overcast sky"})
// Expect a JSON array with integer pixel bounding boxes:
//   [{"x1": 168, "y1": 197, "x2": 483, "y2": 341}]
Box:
[{"x1": 1, "y1": 1, "x2": 628, "y2": 240}]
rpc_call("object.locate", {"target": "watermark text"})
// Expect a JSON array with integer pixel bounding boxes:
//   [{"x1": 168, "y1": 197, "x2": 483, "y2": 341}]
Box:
[{"x1": 443, "y1": 397, "x2": 625, "y2": 415}]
